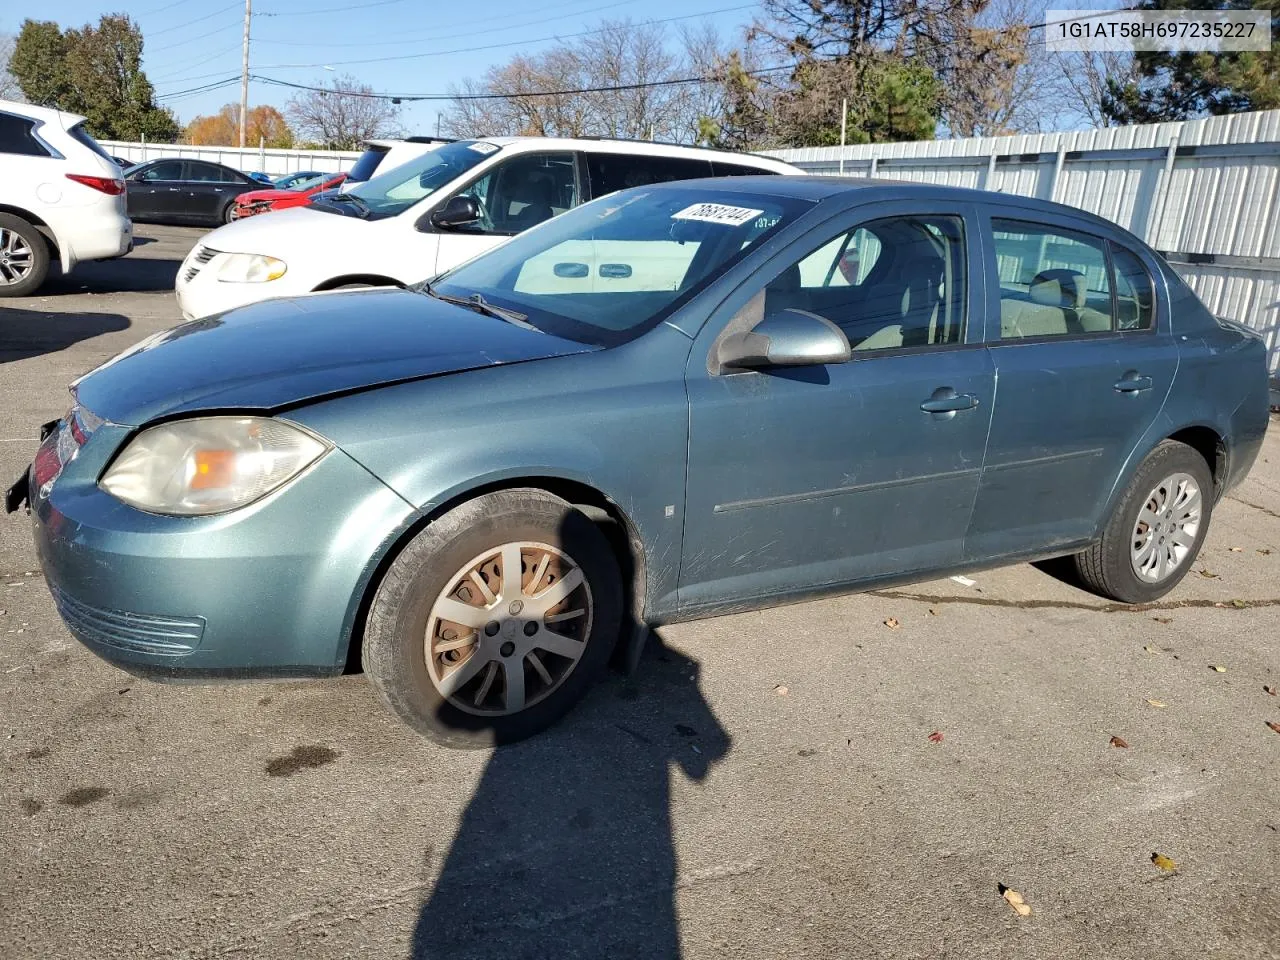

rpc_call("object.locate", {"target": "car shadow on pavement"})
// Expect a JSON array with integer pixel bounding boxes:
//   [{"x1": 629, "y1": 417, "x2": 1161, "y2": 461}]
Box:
[
  {"x1": 0, "y1": 309, "x2": 130, "y2": 364},
  {"x1": 37, "y1": 255, "x2": 181, "y2": 295},
  {"x1": 409, "y1": 639, "x2": 730, "y2": 960}
]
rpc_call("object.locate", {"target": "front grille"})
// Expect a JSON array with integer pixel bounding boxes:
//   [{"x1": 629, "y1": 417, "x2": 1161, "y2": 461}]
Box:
[
  {"x1": 52, "y1": 586, "x2": 205, "y2": 657},
  {"x1": 183, "y1": 245, "x2": 220, "y2": 284}
]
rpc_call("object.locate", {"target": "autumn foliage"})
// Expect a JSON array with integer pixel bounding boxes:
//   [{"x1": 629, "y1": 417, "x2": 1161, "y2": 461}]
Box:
[{"x1": 184, "y1": 104, "x2": 294, "y2": 148}]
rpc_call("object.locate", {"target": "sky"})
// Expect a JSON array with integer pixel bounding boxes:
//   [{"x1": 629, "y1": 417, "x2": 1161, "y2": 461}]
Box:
[{"x1": 4, "y1": 0, "x2": 764, "y2": 136}]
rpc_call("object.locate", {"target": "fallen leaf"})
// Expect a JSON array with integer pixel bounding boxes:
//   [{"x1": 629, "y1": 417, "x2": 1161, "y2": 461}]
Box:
[
  {"x1": 1109, "y1": 735, "x2": 1129, "y2": 748},
  {"x1": 1198, "y1": 569, "x2": 1219, "y2": 579},
  {"x1": 1210, "y1": 664, "x2": 1227, "y2": 673},
  {"x1": 1146, "y1": 698, "x2": 1167, "y2": 708},
  {"x1": 1267, "y1": 721, "x2": 1280, "y2": 735},
  {"x1": 927, "y1": 608, "x2": 938, "y2": 616},
  {"x1": 1151, "y1": 852, "x2": 1177, "y2": 873},
  {"x1": 1259, "y1": 549, "x2": 1273, "y2": 556},
  {"x1": 1143, "y1": 644, "x2": 1161, "y2": 655},
  {"x1": 774, "y1": 684, "x2": 789, "y2": 696},
  {"x1": 884, "y1": 617, "x2": 901, "y2": 629},
  {"x1": 998, "y1": 884, "x2": 1032, "y2": 916},
  {"x1": 1264, "y1": 685, "x2": 1277, "y2": 696},
  {"x1": 1152, "y1": 616, "x2": 1173, "y2": 625},
  {"x1": 1231, "y1": 599, "x2": 1248, "y2": 608},
  {"x1": 1228, "y1": 546, "x2": 1243, "y2": 552},
  {"x1": 928, "y1": 730, "x2": 944, "y2": 744}
]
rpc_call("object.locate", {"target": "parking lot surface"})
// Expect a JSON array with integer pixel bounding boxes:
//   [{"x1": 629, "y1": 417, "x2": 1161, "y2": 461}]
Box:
[{"x1": 1, "y1": 226, "x2": 1278, "y2": 960}]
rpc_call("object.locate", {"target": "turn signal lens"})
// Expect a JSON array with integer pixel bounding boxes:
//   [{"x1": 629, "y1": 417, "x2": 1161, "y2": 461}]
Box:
[{"x1": 99, "y1": 417, "x2": 329, "y2": 516}]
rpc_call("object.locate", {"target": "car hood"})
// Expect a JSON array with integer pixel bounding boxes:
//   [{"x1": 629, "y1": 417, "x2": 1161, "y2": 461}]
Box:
[
  {"x1": 72, "y1": 288, "x2": 598, "y2": 426},
  {"x1": 199, "y1": 205, "x2": 359, "y2": 255}
]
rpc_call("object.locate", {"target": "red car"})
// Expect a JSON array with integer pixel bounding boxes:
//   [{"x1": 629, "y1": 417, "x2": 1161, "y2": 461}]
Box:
[{"x1": 230, "y1": 172, "x2": 348, "y2": 220}]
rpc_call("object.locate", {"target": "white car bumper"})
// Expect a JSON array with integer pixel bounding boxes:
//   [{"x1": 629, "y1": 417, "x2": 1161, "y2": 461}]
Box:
[{"x1": 62, "y1": 211, "x2": 132, "y2": 269}]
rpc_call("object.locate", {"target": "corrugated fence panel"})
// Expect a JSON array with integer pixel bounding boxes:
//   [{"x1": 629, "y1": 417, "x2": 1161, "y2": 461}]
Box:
[{"x1": 98, "y1": 141, "x2": 362, "y2": 176}]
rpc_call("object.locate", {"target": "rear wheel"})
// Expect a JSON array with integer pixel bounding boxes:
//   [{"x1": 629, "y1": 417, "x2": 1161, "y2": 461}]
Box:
[
  {"x1": 0, "y1": 214, "x2": 50, "y2": 297},
  {"x1": 362, "y1": 489, "x2": 623, "y2": 747},
  {"x1": 221, "y1": 202, "x2": 238, "y2": 224},
  {"x1": 1073, "y1": 440, "x2": 1213, "y2": 603}
]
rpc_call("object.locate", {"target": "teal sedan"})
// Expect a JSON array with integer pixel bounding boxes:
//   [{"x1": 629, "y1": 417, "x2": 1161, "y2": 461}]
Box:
[{"x1": 7, "y1": 177, "x2": 1270, "y2": 746}]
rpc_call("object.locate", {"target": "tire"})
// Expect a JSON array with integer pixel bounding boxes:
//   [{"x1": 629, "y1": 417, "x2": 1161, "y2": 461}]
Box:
[
  {"x1": 1073, "y1": 440, "x2": 1213, "y2": 603},
  {"x1": 0, "y1": 213, "x2": 51, "y2": 297},
  {"x1": 221, "y1": 202, "x2": 238, "y2": 225},
  {"x1": 362, "y1": 489, "x2": 623, "y2": 748}
]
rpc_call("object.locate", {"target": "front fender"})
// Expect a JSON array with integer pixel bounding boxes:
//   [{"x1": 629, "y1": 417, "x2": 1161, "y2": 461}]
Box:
[{"x1": 289, "y1": 328, "x2": 695, "y2": 620}]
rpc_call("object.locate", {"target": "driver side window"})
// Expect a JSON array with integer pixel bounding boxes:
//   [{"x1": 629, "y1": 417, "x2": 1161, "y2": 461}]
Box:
[
  {"x1": 139, "y1": 160, "x2": 184, "y2": 182},
  {"x1": 763, "y1": 215, "x2": 967, "y2": 353},
  {"x1": 454, "y1": 152, "x2": 578, "y2": 235}
]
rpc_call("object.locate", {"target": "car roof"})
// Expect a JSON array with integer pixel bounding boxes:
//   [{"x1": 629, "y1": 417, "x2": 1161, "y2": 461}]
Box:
[
  {"x1": 685, "y1": 175, "x2": 1139, "y2": 235},
  {"x1": 473, "y1": 136, "x2": 798, "y2": 170},
  {"x1": 0, "y1": 97, "x2": 85, "y2": 130}
]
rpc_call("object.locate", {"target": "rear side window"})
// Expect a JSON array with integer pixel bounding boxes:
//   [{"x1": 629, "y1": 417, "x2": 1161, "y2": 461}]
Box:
[
  {"x1": 992, "y1": 219, "x2": 1114, "y2": 340},
  {"x1": 0, "y1": 113, "x2": 52, "y2": 157},
  {"x1": 586, "y1": 153, "x2": 714, "y2": 197},
  {"x1": 347, "y1": 145, "x2": 389, "y2": 182},
  {"x1": 67, "y1": 122, "x2": 115, "y2": 163},
  {"x1": 1111, "y1": 245, "x2": 1156, "y2": 331}
]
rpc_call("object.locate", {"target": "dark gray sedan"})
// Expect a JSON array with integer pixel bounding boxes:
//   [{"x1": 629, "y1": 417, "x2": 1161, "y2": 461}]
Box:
[
  {"x1": 9, "y1": 177, "x2": 1270, "y2": 746},
  {"x1": 123, "y1": 158, "x2": 260, "y2": 226}
]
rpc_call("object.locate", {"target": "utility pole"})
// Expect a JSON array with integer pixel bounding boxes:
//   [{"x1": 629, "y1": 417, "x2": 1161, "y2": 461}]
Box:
[{"x1": 238, "y1": 0, "x2": 252, "y2": 148}]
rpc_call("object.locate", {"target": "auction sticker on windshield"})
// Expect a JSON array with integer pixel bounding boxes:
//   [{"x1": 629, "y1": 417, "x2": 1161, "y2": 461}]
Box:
[
  {"x1": 468, "y1": 142, "x2": 500, "y2": 154},
  {"x1": 672, "y1": 203, "x2": 765, "y2": 227}
]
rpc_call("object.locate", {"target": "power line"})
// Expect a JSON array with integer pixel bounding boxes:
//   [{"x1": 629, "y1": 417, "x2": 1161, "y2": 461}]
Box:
[
  {"x1": 148, "y1": 2, "x2": 242, "y2": 37},
  {"x1": 147, "y1": 21, "x2": 242, "y2": 57},
  {"x1": 256, "y1": 0, "x2": 638, "y2": 48},
  {"x1": 253, "y1": 3, "x2": 757, "y2": 69},
  {"x1": 256, "y1": 0, "x2": 412, "y2": 16},
  {"x1": 150, "y1": 43, "x2": 243, "y2": 81},
  {"x1": 251, "y1": 62, "x2": 798, "y2": 101}
]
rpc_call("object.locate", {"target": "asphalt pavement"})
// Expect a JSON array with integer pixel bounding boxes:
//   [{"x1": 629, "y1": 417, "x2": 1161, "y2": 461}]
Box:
[{"x1": 1, "y1": 225, "x2": 1278, "y2": 960}]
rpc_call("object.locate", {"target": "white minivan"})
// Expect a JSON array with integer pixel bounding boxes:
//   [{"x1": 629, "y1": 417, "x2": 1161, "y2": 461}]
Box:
[
  {"x1": 175, "y1": 137, "x2": 801, "y2": 319},
  {"x1": 0, "y1": 99, "x2": 132, "y2": 296}
]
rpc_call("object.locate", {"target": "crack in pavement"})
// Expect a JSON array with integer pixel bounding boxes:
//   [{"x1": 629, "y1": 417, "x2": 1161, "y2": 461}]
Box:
[
  {"x1": 1229, "y1": 495, "x2": 1280, "y2": 520},
  {"x1": 868, "y1": 590, "x2": 1280, "y2": 613}
]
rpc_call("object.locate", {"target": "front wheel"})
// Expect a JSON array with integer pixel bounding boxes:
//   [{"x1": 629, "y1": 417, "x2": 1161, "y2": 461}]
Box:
[
  {"x1": 362, "y1": 489, "x2": 623, "y2": 747},
  {"x1": 1073, "y1": 440, "x2": 1213, "y2": 603}
]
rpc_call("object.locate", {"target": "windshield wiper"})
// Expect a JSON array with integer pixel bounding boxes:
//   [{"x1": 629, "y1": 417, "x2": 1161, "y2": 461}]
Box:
[
  {"x1": 421, "y1": 281, "x2": 538, "y2": 330},
  {"x1": 322, "y1": 192, "x2": 370, "y2": 217}
]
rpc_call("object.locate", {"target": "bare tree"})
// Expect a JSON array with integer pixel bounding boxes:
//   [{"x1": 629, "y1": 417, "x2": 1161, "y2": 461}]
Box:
[
  {"x1": 1050, "y1": 49, "x2": 1139, "y2": 128},
  {"x1": 440, "y1": 19, "x2": 728, "y2": 144},
  {"x1": 286, "y1": 74, "x2": 400, "y2": 149},
  {"x1": 1, "y1": 34, "x2": 27, "y2": 102}
]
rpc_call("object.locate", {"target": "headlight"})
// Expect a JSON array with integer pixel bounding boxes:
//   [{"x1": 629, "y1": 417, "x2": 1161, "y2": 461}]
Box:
[
  {"x1": 216, "y1": 252, "x2": 287, "y2": 283},
  {"x1": 100, "y1": 417, "x2": 329, "y2": 516}
]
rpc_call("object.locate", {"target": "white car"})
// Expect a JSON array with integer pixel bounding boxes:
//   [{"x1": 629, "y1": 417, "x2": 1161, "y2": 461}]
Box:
[
  {"x1": 0, "y1": 99, "x2": 132, "y2": 296},
  {"x1": 339, "y1": 136, "x2": 452, "y2": 192},
  {"x1": 175, "y1": 137, "x2": 801, "y2": 319}
]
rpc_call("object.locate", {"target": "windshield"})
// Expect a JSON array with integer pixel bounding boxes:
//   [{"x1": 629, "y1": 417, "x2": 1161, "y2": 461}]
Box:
[
  {"x1": 431, "y1": 186, "x2": 812, "y2": 346},
  {"x1": 347, "y1": 140, "x2": 499, "y2": 219}
]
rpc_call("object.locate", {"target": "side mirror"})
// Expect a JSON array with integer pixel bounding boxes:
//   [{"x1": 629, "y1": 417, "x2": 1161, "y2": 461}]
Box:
[
  {"x1": 426, "y1": 194, "x2": 481, "y2": 231},
  {"x1": 716, "y1": 308, "x2": 851, "y2": 371}
]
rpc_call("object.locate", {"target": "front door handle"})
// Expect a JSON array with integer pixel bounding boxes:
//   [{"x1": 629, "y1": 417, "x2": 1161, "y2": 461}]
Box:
[
  {"x1": 920, "y1": 387, "x2": 980, "y2": 417},
  {"x1": 1114, "y1": 373, "x2": 1153, "y2": 393}
]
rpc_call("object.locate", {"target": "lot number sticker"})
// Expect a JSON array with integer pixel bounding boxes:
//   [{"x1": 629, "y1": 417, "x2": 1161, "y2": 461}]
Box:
[
  {"x1": 672, "y1": 202, "x2": 765, "y2": 226},
  {"x1": 468, "y1": 141, "x2": 500, "y2": 154}
]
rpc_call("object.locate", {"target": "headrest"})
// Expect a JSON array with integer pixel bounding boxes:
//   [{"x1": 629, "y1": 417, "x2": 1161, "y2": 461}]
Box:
[{"x1": 1029, "y1": 269, "x2": 1087, "y2": 308}]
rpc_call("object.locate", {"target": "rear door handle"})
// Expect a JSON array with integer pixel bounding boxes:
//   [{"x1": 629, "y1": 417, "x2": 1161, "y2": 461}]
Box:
[
  {"x1": 920, "y1": 387, "x2": 979, "y2": 415},
  {"x1": 1114, "y1": 373, "x2": 1153, "y2": 393}
]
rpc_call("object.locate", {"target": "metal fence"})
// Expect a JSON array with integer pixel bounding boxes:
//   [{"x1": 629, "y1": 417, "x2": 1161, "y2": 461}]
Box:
[
  {"x1": 766, "y1": 111, "x2": 1280, "y2": 373},
  {"x1": 98, "y1": 140, "x2": 361, "y2": 176}
]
